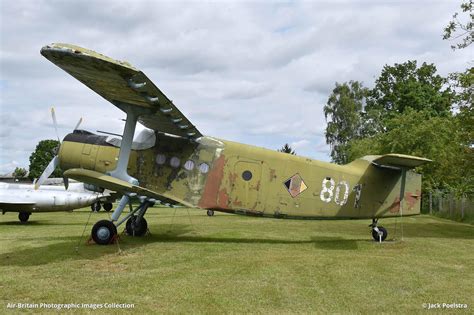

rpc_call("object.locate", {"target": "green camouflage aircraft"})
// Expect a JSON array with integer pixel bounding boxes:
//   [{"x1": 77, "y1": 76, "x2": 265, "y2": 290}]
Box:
[{"x1": 38, "y1": 43, "x2": 431, "y2": 245}]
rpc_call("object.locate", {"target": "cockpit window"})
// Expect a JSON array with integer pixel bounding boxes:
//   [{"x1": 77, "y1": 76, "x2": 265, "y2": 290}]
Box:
[{"x1": 106, "y1": 128, "x2": 156, "y2": 151}]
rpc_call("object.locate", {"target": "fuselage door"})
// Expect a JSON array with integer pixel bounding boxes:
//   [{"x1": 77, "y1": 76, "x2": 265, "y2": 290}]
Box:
[{"x1": 230, "y1": 160, "x2": 262, "y2": 211}]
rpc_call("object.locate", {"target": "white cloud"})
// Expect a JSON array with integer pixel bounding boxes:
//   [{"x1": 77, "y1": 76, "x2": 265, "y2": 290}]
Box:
[
  {"x1": 291, "y1": 139, "x2": 310, "y2": 150},
  {"x1": 0, "y1": 0, "x2": 471, "y2": 174}
]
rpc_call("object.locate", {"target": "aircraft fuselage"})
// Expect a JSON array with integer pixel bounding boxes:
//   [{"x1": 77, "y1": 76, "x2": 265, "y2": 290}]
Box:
[
  {"x1": 59, "y1": 130, "x2": 422, "y2": 219},
  {"x1": 0, "y1": 182, "x2": 100, "y2": 213}
]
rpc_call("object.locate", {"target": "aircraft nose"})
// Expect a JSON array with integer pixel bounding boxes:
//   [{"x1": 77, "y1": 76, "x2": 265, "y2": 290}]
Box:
[{"x1": 57, "y1": 132, "x2": 81, "y2": 172}]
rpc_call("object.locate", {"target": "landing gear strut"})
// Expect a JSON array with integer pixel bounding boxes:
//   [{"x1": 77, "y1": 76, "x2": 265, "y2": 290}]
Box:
[
  {"x1": 90, "y1": 104, "x2": 153, "y2": 245},
  {"x1": 18, "y1": 212, "x2": 30, "y2": 223},
  {"x1": 124, "y1": 198, "x2": 152, "y2": 236},
  {"x1": 370, "y1": 218, "x2": 387, "y2": 242},
  {"x1": 126, "y1": 216, "x2": 148, "y2": 236},
  {"x1": 91, "y1": 196, "x2": 155, "y2": 245}
]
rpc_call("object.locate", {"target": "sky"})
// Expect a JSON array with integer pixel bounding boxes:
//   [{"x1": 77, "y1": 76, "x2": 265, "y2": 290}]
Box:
[{"x1": 0, "y1": 0, "x2": 471, "y2": 175}]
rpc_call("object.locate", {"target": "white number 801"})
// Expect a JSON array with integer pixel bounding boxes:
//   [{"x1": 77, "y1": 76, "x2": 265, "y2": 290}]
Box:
[{"x1": 320, "y1": 178, "x2": 349, "y2": 206}]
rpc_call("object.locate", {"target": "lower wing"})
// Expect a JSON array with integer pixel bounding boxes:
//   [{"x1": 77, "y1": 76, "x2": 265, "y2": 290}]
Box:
[{"x1": 64, "y1": 169, "x2": 193, "y2": 207}]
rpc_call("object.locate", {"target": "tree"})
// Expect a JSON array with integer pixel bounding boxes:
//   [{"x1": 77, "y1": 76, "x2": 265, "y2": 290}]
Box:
[
  {"x1": 278, "y1": 144, "x2": 296, "y2": 155},
  {"x1": 449, "y1": 68, "x2": 474, "y2": 197},
  {"x1": 449, "y1": 67, "x2": 474, "y2": 111},
  {"x1": 443, "y1": 0, "x2": 474, "y2": 50},
  {"x1": 323, "y1": 81, "x2": 368, "y2": 164},
  {"x1": 348, "y1": 109, "x2": 469, "y2": 193},
  {"x1": 365, "y1": 61, "x2": 454, "y2": 133},
  {"x1": 12, "y1": 167, "x2": 27, "y2": 179},
  {"x1": 28, "y1": 139, "x2": 62, "y2": 180}
]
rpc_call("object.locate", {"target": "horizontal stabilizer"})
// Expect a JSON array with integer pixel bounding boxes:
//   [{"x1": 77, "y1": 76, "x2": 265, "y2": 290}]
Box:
[
  {"x1": 63, "y1": 169, "x2": 185, "y2": 206},
  {"x1": 372, "y1": 154, "x2": 432, "y2": 169}
]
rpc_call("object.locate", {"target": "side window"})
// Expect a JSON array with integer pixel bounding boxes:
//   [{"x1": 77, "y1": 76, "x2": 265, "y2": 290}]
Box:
[
  {"x1": 170, "y1": 157, "x2": 181, "y2": 168},
  {"x1": 155, "y1": 154, "x2": 166, "y2": 165},
  {"x1": 199, "y1": 163, "x2": 209, "y2": 174},
  {"x1": 184, "y1": 160, "x2": 195, "y2": 171},
  {"x1": 242, "y1": 170, "x2": 252, "y2": 181}
]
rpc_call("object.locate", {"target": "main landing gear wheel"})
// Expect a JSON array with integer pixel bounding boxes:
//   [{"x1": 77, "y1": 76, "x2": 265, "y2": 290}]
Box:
[
  {"x1": 103, "y1": 202, "x2": 113, "y2": 212},
  {"x1": 18, "y1": 212, "x2": 30, "y2": 223},
  {"x1": 372, "y1": 226, "x2": 388, "y2": 242},
  {"x1": 207, "y1": 210, "x2": 214, "y2": 217},
  {"x1": 126, "y1": 216, "x2": 148, "y2": 236},
  {"x1": 91, "y1": 202, "x2": 101, "y2": 212},
  {"x1": 91, "y1": 220, "x2": 117, "y2": 245}
]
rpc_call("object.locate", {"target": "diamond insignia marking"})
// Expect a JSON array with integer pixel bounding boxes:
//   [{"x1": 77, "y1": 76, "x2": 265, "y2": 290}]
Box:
[{"x1": 283, "y1": 174, "x2": 308, "y2": 198}]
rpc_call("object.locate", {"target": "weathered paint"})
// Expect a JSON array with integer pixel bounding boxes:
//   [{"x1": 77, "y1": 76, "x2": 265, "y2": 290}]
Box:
[
  {"x1": 197, "y1": 155, "x2": 226, "y2": 209},
  {"x1": 47, "y1": 42, "x2": 427, "y2": 221},
  {"x1": 405, "y1": 190, "x2": 421, "y2": 210},
  {"x1": 58, "y1": 133, "x2": 424, "y2": 220},
  {"x1": 389, "y1": 197, "x2": 401, "y2": 213}
]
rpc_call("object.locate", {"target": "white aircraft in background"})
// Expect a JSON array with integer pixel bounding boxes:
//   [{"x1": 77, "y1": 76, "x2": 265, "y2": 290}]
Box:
[
  {"x1": 0, "y1": 109, "x2": 116, "y2": 222},
  {"x1": 0, "y1": 180, "x2": 114, "y2": 222}
]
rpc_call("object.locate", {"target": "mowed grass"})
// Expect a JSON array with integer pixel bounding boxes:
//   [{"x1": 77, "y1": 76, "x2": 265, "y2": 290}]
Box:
[{"x1": 0, "y1": 207, "x2": 473, "y2": 314}]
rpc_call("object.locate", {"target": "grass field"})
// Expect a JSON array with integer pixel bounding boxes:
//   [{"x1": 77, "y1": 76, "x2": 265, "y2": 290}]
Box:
[{"x1": 0, "y1": 207, "x2": 473, "y2": 314}]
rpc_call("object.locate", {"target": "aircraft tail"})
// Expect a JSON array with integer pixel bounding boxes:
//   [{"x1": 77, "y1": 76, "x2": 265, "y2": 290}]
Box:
[{"x1": 363, "y1": 154, "x2": 431, "y2": 217}]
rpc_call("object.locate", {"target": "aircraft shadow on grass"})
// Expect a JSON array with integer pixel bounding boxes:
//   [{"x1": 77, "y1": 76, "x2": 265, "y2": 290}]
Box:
[
  {"x1": 147, "y1": 227, "x2": 362, "y2": 250},
  {"x1": 0, "y1": 220, "x2": 95, "y2": 226},
  {"x1": 0, "y1": 225, "x2": 362, "y2": 266},
  {"x1": 1, "y1": 220, "x2": 472, "y2": 267}
]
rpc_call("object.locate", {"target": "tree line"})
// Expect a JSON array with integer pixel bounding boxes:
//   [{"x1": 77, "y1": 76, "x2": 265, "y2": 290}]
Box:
[{"x1": 324, "y1": 1, "x2": 473, "y2": 197}]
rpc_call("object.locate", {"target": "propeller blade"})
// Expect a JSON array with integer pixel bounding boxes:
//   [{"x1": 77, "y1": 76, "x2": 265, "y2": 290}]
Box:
[
  {"x1": 34, "y1": 155, "x2": 59, "y2": 190},
  {"x1": 51, "y1": 107, "x2": 60, "y2": 142},
  {"x1": 63, "y1": 176, "x2": 69, "y2": 190},
  {"x1": 74, "y1": 117, "x2": 83, "y2": 131}
]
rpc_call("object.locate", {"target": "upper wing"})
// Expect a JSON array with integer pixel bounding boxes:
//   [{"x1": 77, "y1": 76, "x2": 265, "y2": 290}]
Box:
[
  {"x1": 373, "y1": 154, "x2": 432, "y2": 169},
  {"x1": 41, "y1": 43, "x2": 201, "y2": 139}
]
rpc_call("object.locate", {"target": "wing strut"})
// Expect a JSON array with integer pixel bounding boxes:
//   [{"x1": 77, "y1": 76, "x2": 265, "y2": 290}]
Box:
[
  {"x1": 398, "y1": 168, "x2": 407, "y2": 241},
  {"x1": 108, "y1": 103, "x2": 151, "y2": 184},
  {"x1": 108, "y1": 103, "x2": 151, "y2": 222}
]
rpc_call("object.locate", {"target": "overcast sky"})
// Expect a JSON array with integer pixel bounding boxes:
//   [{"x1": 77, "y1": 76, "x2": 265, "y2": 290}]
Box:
[{"x1": 0, "y1": 0, "x2": 471, "y2": 175}]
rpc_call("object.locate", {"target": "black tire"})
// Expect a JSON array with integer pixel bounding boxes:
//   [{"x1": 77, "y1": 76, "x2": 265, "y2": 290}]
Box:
[
  {"x1": 18, "y1": 212, "x2": 30, "y2": 223},
  {"x1": 207, "y1": 210, "x2": 214, "y2": 217},
  {"x1": 91, "y1": 220, "x2": 117, "y2": 245},
  {"x1": 103, "y1": 202, "x2": 113, "y2": 212},
  {"x1": 91, "y1": 202, "x2": 101, "y2": 212},
  {"x1": 372, "y1": 226, "x2": 388, "y2": 242},
  {"x1": 126, "y1": 216, "x2": 148, "y2": 236}
]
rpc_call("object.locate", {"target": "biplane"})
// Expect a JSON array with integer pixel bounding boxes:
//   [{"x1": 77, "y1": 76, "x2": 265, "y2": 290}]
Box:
[{"x1": 38, "y1": 43, "x2": 430, "y2": 244}]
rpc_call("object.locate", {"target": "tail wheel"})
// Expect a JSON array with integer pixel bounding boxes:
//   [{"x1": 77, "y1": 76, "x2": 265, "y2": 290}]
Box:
[
  {"x1": 372, "y1": 226, "x2": 388, "y2": 242},
  {"x1": 103, "y1": 202, "x2": 113, "y2": 212},
  {"x1": 126, "y1": 216, "x2": 148, "y2": 236},
  {"x1": 207, "y1": 210, "x2": 215, "y2": 217},
  {"x1": 91, "y1": 220, "x2": 117, "y2": 245},
  {"x1": 91, "y1": 202, "x2": 101, "y2": 212},
  {"x1": 18, "y1": 212, "x2": 30, "y2": 223}
]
